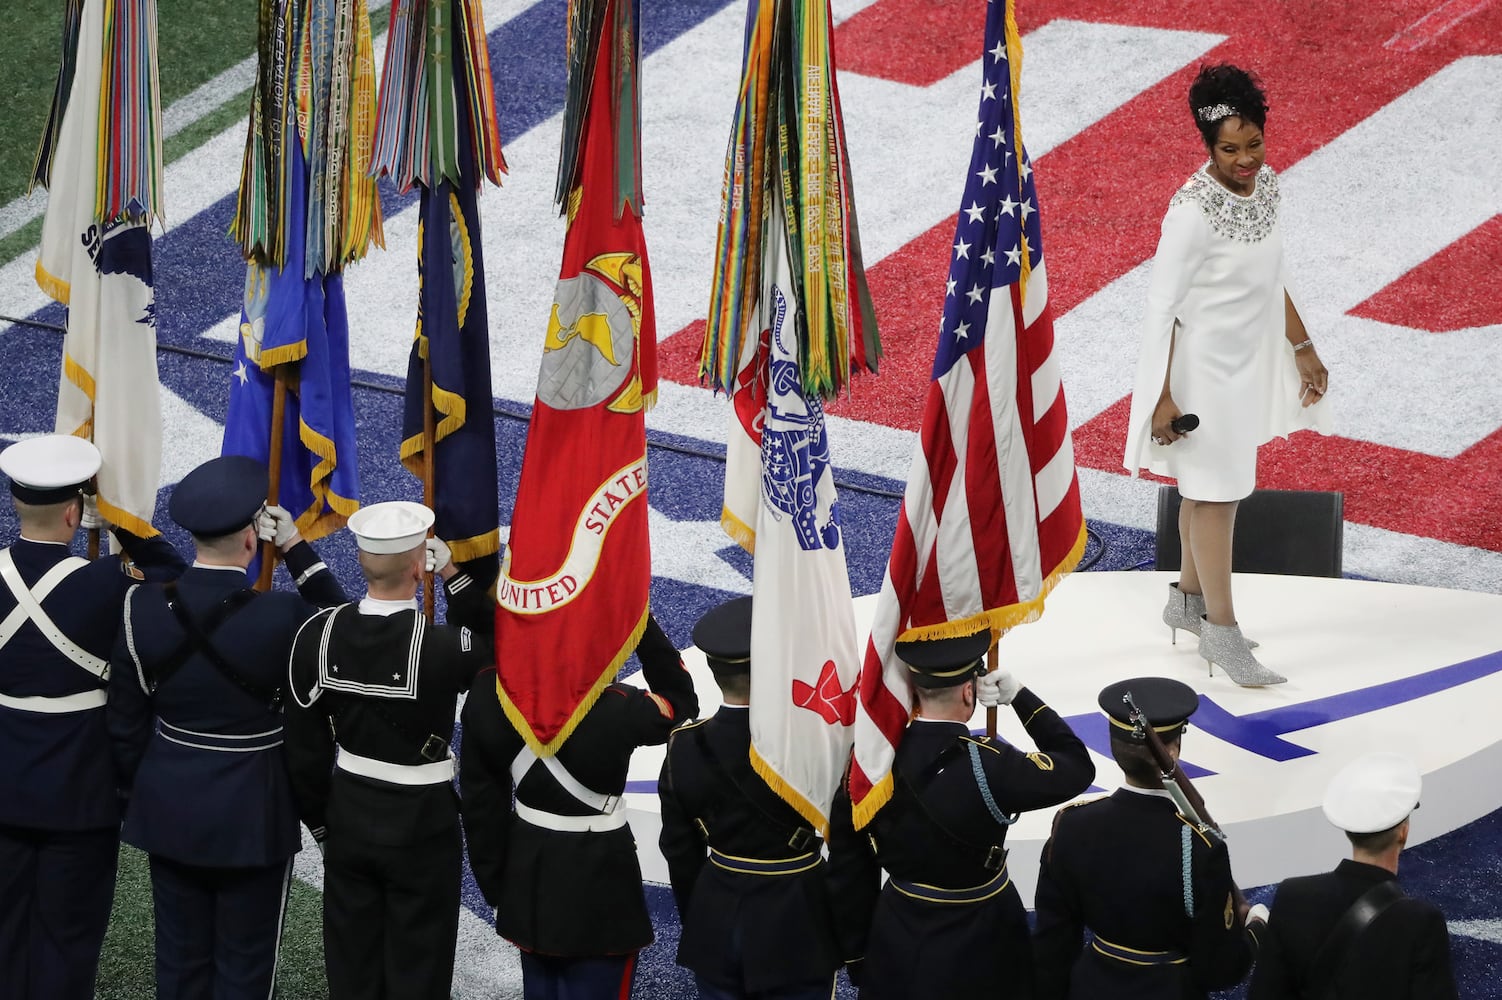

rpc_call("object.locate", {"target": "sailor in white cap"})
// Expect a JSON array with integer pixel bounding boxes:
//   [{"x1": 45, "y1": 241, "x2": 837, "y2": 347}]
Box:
[
  {"x1": 108, "y1": 454, "x2": 346, "y2": 1000},
  {"x1": 1248, "y1": 753, "x2": 1457, "y2": 1000},
  {"x1": 0, "y1": 434, "x2": 183, "y2": 1000},
  {"x1": 285, "y1": 500, "x2": 495, "y2": 1000}
]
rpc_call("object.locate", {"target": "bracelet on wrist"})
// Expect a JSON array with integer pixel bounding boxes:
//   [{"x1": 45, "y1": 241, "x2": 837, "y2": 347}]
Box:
[{"x1": 1292, "y1": 339, "x2": 1314, "y2": 352}]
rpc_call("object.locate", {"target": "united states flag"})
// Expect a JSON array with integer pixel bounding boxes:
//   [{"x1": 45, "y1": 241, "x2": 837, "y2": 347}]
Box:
[{"x1": 848, "y1": 0, "x2": 1086, "y2": 827}]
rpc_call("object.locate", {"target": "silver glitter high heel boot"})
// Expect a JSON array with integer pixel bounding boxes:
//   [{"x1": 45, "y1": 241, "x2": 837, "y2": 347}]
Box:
[
  {"x1": 1162, "y1": 584, "x2": 1257, "y2": 648},
  {"x1": 1198, "y1": 617, "x2": 1285, "y2": 686}
]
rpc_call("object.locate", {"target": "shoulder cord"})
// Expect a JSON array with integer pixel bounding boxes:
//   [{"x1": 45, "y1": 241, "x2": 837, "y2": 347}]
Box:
[
  {"x1": 1181, "y1": 824, "x2": 1195, "y2": 919},
  {"x1": 966, "y1": 741, "x2": 1015, "y2": 827}
]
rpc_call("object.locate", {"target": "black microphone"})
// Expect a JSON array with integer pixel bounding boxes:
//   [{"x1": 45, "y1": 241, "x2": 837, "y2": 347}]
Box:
[{"x1": 1170, "y1": 413, "x2": 1200, "y2": 434}]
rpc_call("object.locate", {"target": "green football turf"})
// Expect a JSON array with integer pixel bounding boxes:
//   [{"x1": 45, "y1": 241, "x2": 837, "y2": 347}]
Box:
[
  {"x1": 96, "y1": 846, "x2": 331, "y2": 1000},
  {"x1": 4, "y1": 0, "x2": 257, "y2": 210}
]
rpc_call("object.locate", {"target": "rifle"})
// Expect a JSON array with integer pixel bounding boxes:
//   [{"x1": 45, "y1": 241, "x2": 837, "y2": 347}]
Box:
[
  {"x1": 1123, "y1": 691, "x2": 1252, "y2": 918},
  {"x1": 1122, "y1": 691, "x2": 1222, "y2": 840}
]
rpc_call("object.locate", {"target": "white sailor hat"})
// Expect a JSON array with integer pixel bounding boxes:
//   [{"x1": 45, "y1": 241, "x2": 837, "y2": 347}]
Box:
[
  {"x1": 1322, "y1": 752, "x2": 1422, "y2": 834},
  {"x1": 0, "y1": 435, "x2": 102, "y2": 504},
  {"x1": 346, "y1": 501, "x2": 434, "y2": 554}
]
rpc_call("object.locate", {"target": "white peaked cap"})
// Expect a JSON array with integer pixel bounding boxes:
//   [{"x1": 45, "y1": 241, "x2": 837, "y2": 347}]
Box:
[
  {"x1": 1322, "y1": 752, "x2": 1422, "y2": 834},
  {"x1": 0, "y1": 435, "x2": 102, "y2": 490},
  {"x1": 347, "y1": 501, "x2": 434, "y2": 554}
]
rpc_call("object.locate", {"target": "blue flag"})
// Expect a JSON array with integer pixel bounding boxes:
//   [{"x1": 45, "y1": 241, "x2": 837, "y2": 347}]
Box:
[
  {"x1": 223, "y1": 140, "x2": 361, "y2": 541},
  {"x1": 400, "y1": 94, "x2": 500, "y2": 564}
]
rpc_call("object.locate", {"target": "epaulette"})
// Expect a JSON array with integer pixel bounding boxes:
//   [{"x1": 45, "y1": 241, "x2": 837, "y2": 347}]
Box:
[
  {"x1": 668, "y1": 716, "x2": 710, "y2": 739},
  {"x1": 1175, "y1": 813, "x2": 1218, "y2": 849},
  {"x1": 1045, "y1": 796, "x2": 1104, "y2": 863},
  {"x1": 958, "y1": 735, "x2": 1001, "y2": 754}
]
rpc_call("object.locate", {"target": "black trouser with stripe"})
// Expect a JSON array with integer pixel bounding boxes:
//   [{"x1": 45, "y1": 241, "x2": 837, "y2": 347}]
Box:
[
  {"x1": 149, "y1": 854, "x2": 293, "y2": 1000},
  {"x1": 0, "y1": 824, "x2": 118, "y2": 1000},
  {"x1": 323, "y1": 827, "x2": 462, "y2": 1000}
]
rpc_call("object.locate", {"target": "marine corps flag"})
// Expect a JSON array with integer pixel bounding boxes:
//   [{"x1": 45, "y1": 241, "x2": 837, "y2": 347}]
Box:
[
  {"x1": 495, "y1": 0, "x2": 656, "y2": 754},
  {"x1": 849, "y1": 0, "x2": 1086, "y2": 827},
  {"x1": 33, "y1": 0, "x2": 163, "y2": 538},
  {"x1": 708, "y1": 0, "x2": 877, "y2": 832}
]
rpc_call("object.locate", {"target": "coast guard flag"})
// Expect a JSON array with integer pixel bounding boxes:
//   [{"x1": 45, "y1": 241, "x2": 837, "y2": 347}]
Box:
[
  {"x1": 723, "y1": 195, "x2": 861, "y2": 835},
  {"x1": 849, "y1": 0, "x2": 1086, "y2": 828},
  {"x1": 223, "y1": 142, "x2": 361, "y2": 540},
  {"x1": 34, "y1": 0, "x2": 162, "y2": 538},
  {"x1": 495, "y1": 0, "x2": 657, "y2": 754}
]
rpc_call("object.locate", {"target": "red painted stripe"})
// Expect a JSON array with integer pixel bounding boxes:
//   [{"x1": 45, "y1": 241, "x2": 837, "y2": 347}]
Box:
[{"x1": 1349, "y1": 215, "x2": 1502, "y2": 332}]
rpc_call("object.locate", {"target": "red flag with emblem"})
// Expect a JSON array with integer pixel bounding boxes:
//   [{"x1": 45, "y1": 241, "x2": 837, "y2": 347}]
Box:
[{"x1": 494, "y1": 0, "x2": 658, "y2": 754}]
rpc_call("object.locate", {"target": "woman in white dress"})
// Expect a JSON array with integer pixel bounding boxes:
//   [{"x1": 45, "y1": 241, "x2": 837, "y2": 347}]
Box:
[{"x1": 1123, "y1": 65, "x2": 1331, "y2": 686}]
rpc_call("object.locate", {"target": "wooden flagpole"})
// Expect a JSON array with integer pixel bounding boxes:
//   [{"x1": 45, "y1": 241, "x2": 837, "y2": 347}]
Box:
[
  {"x1": 256, "y1": 370, "x2": 288, "y2": 592},
  {"x1": 985, "y1": 645, "x2": 1000, "y2": 738},
  {"x1": 421, "y1": 346, "x2": 437, "y2": 621}
]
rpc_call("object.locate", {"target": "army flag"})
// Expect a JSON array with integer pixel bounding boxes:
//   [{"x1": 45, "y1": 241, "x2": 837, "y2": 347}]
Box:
[
  {"x1": 223, "y1": 0, "x2": 382, "y2": 542},
  {"x1": 495, "y1": 0, "x2": 657, "y2": 754},
  {"x1": 372, "y1": 0, "x2": 508, "y2": 562},
  {"x1": 33, "y1": 0, "x2": 163, "y2": 538},
  {"x1": 849, "y1": 0, "x2": 1086, "y2": 828},
  {"x1": 708, "y1": 0, "x2": 876, "y2": 831}
]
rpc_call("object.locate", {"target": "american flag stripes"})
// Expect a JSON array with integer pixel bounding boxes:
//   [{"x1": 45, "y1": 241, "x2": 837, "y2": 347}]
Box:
[{"x1": 848, "y1": 0, "x2": 1085, "y2": 827}]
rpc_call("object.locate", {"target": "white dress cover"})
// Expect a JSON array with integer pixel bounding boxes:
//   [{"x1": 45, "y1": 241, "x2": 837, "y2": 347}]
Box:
[{"x1": 1123, "y1": 163, "x2": 1331, "y2": 501}]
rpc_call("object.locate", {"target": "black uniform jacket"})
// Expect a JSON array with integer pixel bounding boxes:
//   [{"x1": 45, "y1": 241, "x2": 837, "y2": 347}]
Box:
[
  {"x1": 659, "y1": 705, "x2": 850, "y2": 992},
  {"x1": 1033, "y1": 787, "x2": 1259, "y2": 1000},
  {"x1": 285, "y1": 569, "x2": 495, "y2": 847},
  {"x1": 0, "y1": 531, "x2": 182, "y2": 832},
  {"x1": 460, "y1": 613, "x2": 698, "y2": 957},
  {"x1": 1247, "y1": 859, "x2": 1457, "y2": 1000},
  {"x1": 845, "y1": 688, "x2": 1096, "y2": 999},
  {"x1": 108, "y1": 543, "x2": 345, "y2": 867}
]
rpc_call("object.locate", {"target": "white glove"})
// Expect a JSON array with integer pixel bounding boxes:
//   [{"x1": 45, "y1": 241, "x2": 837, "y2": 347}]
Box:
[
  {"x1": 255, "y1": 504, "x2": 298, "y2": 548},
  {"x1": 425, "y1": 537, "x2": 452, "y2": 575},
  {"x1": 80, "y1": 492, "x2": 103, "y2": 531},
  {"x1": 1247, "y1": 902, "x2": 1270, "y2": 926},
  {"x1": 976, "y1": 669, "x2": 1022, "y2": 708}
]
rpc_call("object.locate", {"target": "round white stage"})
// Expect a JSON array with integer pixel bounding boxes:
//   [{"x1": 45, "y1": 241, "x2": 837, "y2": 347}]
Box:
[{"x1": 620, "y1": 571, "x2": 1502, "y2": 901}]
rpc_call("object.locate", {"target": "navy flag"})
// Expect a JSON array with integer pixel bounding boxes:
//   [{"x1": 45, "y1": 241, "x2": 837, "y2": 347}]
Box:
[{"x1": 399, "y1": 91, "x2": 501, "y2": 564}]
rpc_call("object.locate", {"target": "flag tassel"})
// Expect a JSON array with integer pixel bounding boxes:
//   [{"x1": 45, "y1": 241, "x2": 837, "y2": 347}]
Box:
[{"x1": 256, "y1": 369, "x2": 289, "y2": 592}]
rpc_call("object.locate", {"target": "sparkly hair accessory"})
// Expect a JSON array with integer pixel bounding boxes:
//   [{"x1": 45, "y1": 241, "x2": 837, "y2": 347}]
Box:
[{"x1": 1195, "y1": 103, "x2": 1238, "y2": 123}]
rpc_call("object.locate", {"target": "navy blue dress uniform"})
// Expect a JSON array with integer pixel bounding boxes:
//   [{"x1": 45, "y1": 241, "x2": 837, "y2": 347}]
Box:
[
  {"x1": 1249, "y1": 753, "x2": 1458, "y2": 1000},
  {"x1": 460, "y1": 611, "x2": 699, "y2": 999},
  {"x1": 658, "y1": 597, "x2": 852, "y2": 1000},
  {"x1": 1033, "y1": 678, "x2": 1261, "y2": 999},
  {"x1": 0, "y1": 436, "x2": 184, "y2": 1000},
  {"x1": 840, "y1": 631, "x2": 1096, "y2": 1000},
  {"x1": 107, "y1": 456, "x2": 347, "y2": 1000},
  {"x1": 284, "y1": 502, "x2": 496, "y2": 1000}
]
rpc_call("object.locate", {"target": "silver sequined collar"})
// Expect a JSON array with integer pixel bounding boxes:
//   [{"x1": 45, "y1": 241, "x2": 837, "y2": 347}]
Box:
[{"x1": 1170, "y1": 163, "x2": 1280, "y2": 243}]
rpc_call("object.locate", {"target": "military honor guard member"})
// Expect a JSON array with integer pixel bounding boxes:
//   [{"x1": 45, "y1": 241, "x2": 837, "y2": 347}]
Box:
[
  {"x1": 842, "y1": 630, "x2": 1096, "y2": 999},
  {"x1": 1033, "y1": 678, "x2": 1266, "y2": 999},
  {"x1": 108, "y1": 455, "x2": 347, "y2": 1000},
  {"x1": 285, "y1": 500, "x2": 495, "y2": 1000},
  {"x1": 0, "y1": 436, "x2": 184, "y2": 1000},
  {"x1": 1248, "y1": 752, "x2": 1458, "y2": 999},
  {"x1": 460, "y1": 606, "x2": 699, "y2": 999},
  {"x1": 658, "y1": 597, "x2": 858, "y2": 1000}
]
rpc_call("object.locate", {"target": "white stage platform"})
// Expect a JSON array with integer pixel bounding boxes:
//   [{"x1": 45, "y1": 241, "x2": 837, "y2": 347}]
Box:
[{"x1": 619, "y1": 571, "x2": 1502, "y2": 902}]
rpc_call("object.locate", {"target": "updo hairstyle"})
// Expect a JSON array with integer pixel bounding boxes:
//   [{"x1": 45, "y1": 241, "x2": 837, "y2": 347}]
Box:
[{"x1": 1187, "y1": 64, "x2": 1268, "y2": 148}]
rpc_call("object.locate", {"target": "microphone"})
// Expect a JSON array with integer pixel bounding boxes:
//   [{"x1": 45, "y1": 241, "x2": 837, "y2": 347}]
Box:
[{"x1": 1170, "y1": 413, "x2": 1200, "y2": 435}]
